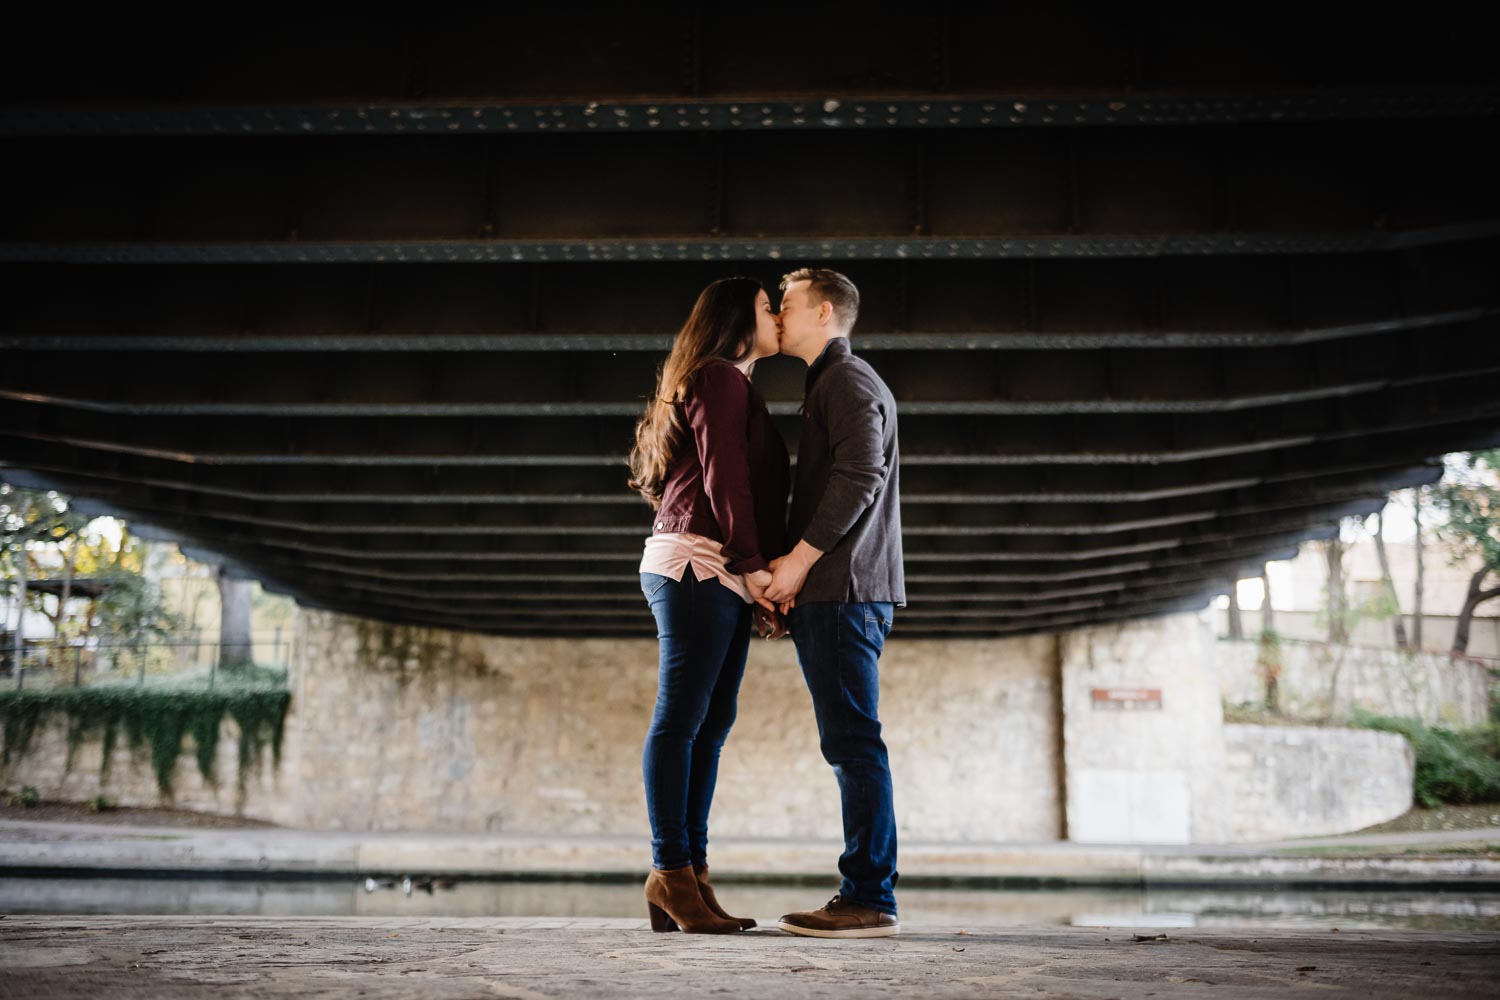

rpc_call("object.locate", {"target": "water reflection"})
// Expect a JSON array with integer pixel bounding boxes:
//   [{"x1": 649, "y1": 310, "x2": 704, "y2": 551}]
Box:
[{"x1": 1, "y1": 876, "x2": 1495, "y2": 931}]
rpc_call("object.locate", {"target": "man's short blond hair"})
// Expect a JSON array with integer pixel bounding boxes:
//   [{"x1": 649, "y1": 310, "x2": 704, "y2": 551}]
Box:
[{"x1": 780, "y1": 267, "x2": 860, "y2": 332}]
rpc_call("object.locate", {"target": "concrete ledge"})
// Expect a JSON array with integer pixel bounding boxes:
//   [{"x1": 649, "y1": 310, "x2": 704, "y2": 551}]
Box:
[
  {"x1": 4, "y1": 820, "x2": 1498, "y2": 886},
  {"x1": 1142, "y1": 853, "x2": 1500, "y2": 887}
]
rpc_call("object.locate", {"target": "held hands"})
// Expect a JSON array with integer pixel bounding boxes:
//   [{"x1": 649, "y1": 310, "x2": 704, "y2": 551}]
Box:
[
  {"x1": 745, "y1": 570, "x2": 787, "y2": 639},
  {"x1": 743, "y1": 568, "x2": 777, "y2": 614},
  {"x1": 765, "y1": 541, "x2": 824, "y2": 614}
]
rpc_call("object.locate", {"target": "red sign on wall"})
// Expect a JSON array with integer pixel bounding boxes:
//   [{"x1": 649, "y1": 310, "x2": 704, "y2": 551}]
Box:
[{"x1": 1090, "y1": 687, "x2": 1163, "y2": 711}]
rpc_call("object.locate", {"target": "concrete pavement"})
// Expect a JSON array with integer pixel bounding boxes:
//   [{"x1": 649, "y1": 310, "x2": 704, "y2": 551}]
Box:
[{"x1": 2, "y1": 915, "x2": 1496, "y2": 999}]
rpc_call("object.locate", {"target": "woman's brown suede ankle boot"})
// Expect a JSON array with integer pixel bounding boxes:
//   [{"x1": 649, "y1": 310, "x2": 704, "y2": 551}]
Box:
[
  {"x1": 693, "y1": 863, "x2": 756, "y2": 930},
  {"x1": 644, "y1": 865, "x2": 742, "y2": 933}
]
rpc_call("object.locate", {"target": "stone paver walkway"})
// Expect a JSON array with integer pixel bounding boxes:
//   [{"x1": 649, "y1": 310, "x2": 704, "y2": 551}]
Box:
[{"x1": 2, "y1": 916, "x2": 1496, "y2": 999}]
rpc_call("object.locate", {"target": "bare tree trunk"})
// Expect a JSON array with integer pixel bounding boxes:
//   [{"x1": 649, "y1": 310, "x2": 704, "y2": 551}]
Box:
[
  {"x1": 1372, "y1": 511, "x2": 1409, "y2": 651},
  {"x1": 1413, "y1": 488, "x2": 1425, "y2": 651},
  {"x1": 216, "y1": 566, "x2": 255, "y2": 673},
  {"x1": 12, "y1": 544, "x2": 27, "y2": 678},
  {"x1": 1452, "y1": 568, "x2": 1500, "y2": 656},
  {"x1": 1227, "y1": 580, "x2": 1243, "y2": 639},
  {"x1": 1324, "y1": 538, "x2": 1348, "y2": 644},
  {"x1": 1261, "y1": 565, "x2": 1276, "y2": 633},
  {"x1": 9, "y1": 494, "x2": 30, "y2": 676}
]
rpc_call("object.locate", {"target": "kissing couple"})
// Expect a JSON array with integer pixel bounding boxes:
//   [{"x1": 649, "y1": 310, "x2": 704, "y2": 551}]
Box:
[{"x1": 627, "y1": 267, "x2": 905, "y2": 938}]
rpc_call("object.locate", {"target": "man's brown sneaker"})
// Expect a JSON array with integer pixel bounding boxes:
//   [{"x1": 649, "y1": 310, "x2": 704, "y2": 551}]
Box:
[{"x1": 776, "y1": 894, "x2": 899, "y2": 938}]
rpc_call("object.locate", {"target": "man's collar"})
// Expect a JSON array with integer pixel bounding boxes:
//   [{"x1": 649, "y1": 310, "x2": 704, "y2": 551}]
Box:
[{"x1": 805, "y1": 336, "x2": 850, "y2": 384}]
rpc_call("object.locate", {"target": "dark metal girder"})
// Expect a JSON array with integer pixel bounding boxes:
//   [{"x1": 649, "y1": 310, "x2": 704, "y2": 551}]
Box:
[
  {"x1": 6, "y1": 243, "x2": 1496, "y2": 351},
  {"x1": 0, "y1": 422, "x2": 1474, "y2": 506},
  {"x1": 8, "y1": 226, "x2": 1498, "y2": 265},
  {"x1": 4, "y1": 308, "x2": 1492, "y2": 354},
  {"x1": 0, "y1": 452, "x2": 1438, "y2": 550},
  {"x1": 8, "y1": 90, "x2": 1497, "y2": 137},
  {"x1": 4, "y1": 6, "x2": 1492, "y2": 109},
  {"x1": 4, "y1": 370, "x2": 1497, "y2": 468},
  {"x1": 181, "y1": 542, "x2": 1286, "y2": 622},
  {"x1": 265, "y1": 584, "x2": 1230, "y2": 641},
  {"x1": 80, "y1": 495, "x2": 1323, "y2": 605},
  {"x1": 4, "y1": 123, "x2": 1497, "y2": 255},
  {"x1": 6, "y1": 323, "x2": 1497, "y2": 416},
  {"x1": 214, "y1": 536, "x2": 1304, "y2": 627},
  {"x1": 2, "y1": 464, "x2": 1376, "y2": 603},
  {"x1": 0, "y1": 444, "x2": 1436, "y2": 546}
]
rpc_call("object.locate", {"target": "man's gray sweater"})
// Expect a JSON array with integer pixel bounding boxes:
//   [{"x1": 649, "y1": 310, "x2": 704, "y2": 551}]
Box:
[{"x1": 786, "y1": 336, "x2": 906, "y2": 606}]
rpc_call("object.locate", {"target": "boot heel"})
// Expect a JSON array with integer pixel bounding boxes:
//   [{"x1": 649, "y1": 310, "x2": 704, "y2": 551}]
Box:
[{"x1": 647, "y1": 902, "x2": 679, "y2": 932}]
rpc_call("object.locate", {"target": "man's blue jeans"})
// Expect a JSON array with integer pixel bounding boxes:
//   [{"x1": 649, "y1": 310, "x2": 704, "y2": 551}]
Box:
[
  {"x1": 640, "y1": 567, "x2": 752, "y2": 871},
  {"x1": 786, "y1": 600, "x2": 899, "y2": 915}
]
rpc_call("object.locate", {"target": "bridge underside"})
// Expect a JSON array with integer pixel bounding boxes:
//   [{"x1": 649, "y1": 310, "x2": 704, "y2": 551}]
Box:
[{"x1": 3, "y1": 8, "x2": 1497, "y2": 638}]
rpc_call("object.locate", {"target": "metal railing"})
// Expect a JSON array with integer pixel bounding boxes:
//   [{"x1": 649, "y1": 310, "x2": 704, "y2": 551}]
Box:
[{"x1": 0, "y1": 632, "x2": 292, "y2": 690}]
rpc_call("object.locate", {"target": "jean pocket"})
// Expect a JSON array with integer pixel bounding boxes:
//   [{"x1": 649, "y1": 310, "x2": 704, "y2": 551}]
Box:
[
  {"x1": 640, "y1": 572, "x2": 672, "y2": 599},
  {"x1": 862, "y1": 608, "x2": 893, "y2": 641}
]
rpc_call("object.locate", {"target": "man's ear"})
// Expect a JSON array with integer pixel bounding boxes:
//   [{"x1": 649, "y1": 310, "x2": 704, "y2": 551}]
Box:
[{"x1": 818, "y1": 299, "x2": 833, "y2": 327}]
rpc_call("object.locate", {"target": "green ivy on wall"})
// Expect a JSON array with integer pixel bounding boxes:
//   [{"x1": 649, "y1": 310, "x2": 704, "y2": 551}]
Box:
[{"x1": 0, "y1": 686, "x2": 291, "y2": 796}]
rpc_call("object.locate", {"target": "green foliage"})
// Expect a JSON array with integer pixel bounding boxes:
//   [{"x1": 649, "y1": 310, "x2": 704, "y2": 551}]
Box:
[
  {"x1": 85, "y1": 795, "x2": 115, "y2": 812},
  {"x1": 0, "y1": 684, "x2": 291, "y2": 797},
  {"x1": 1253, "y1": 626, "x2": 1284, "y2": 710},
  {"x1": 90, "y1": 565, "x2": 183, "y2": 649},
  {"x1": 2, "y1": 785, "x2": 41, "y2": 807},
  {"x1": 1350, "y1": 708, "x2": 1500, "y2": 807},
  {"x1": 0, "y1": 484, "x2": 92, "y2": 558},
  {"x1": 1430, "y1": 450, "x2": 1500, "y2": 573}
]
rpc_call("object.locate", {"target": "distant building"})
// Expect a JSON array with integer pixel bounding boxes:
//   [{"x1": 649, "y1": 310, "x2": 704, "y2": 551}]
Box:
[{"x1": 1220, "y1": 529, "x2": 1499, "y2": 659}]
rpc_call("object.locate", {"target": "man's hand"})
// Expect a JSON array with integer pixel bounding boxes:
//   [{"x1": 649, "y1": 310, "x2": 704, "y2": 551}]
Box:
[
  {"x1": 765, "y1": 540, "x2": 824, "y2": 609},
  {"x1": 743, "y1": 568, "x2": 776, "y2": 614}
]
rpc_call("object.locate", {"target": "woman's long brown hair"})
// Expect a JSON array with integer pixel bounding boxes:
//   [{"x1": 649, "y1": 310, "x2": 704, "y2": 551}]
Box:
[{"x1": 627, "y1": 276, "x2": 764, "y2": 508}]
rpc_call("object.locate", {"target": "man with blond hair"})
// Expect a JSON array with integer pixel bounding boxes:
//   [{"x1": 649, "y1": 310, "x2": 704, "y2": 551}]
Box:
[{"x1": 765, "y1": 267, "x2": 905, "y2": 938}]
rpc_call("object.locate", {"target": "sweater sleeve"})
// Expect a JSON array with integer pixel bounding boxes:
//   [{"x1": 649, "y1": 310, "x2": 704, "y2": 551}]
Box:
[
  {"x1": 682, "y1": 363, "x2": 768, "y2": 575},
  {"x1": 801, "y1": 365, "x2": 888, "y2": 553}
]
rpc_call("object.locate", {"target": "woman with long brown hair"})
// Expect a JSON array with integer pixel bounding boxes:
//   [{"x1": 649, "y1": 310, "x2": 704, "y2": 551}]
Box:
[{"x1": 627, "y1": 276, "x2": 790, "y2": 933}]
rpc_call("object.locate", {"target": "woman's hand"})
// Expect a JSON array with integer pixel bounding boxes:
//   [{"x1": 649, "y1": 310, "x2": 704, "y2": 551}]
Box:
[{"x1": 743, "y1": 568, "x2": 777, "y2": 614}]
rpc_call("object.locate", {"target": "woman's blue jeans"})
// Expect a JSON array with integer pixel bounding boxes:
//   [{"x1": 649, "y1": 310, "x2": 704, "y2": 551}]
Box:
[{"x1": 640, "y1": 567, "x2": 752, "y2": 871}]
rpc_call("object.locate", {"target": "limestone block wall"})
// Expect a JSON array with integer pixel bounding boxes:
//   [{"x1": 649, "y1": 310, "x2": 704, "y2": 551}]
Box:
[
  {"x1": 278, "y1": 607, "x2": 1063, "y2": 841},
  {"x1": 2, "y1": 605, "x2": 1431, "y2": 847},
  {"x1": 1218, "y1": 637, "x2": 1494, "y2": 727},
  {"x1": 0, "y1": 712, "x2": 293, "y2": 821},
  {"x1": 1059, "y1": 608, "x2": 1230, "y2": 844},
  {"x1": 1222, "y1": 724, "x2": 1414, "y2": 841}
]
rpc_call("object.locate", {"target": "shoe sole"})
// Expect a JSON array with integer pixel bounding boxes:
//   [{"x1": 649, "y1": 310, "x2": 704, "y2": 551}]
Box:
[{"x1": 775, "y1": 919, "x2": 899, "y2": 939}]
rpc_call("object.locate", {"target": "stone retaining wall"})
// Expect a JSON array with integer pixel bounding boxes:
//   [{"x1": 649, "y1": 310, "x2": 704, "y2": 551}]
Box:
[
  {"x1": 2, "y1": 606, "x2": 1429, "y2": 847},
  {"x1": 1218, "y1": 637, "x2": 1494, "y2": 726},
  {"x1": 1222, "y1": 724, "x2": 1414, "y2": 841}
]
